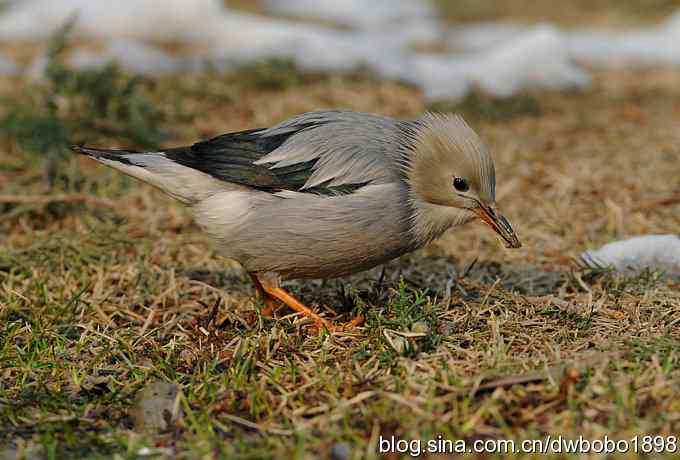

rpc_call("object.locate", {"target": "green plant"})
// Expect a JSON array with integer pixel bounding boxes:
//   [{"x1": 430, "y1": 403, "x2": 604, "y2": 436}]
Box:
[{"x1": 0, "y1": 17, "x2": 163, "y2": 187}]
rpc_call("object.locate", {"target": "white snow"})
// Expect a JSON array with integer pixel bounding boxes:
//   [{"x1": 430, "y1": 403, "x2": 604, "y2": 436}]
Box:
[
  {"x1": 458, "y1": 25, "x2": 589, "y2": 97},
  {"x1": 580, "y1": 235, "x2": 680, "y2": 278},
  {"x1": 0, "y1": 0, "x2": 679, "y2": 100},
  {"x1": 69, "y1": 39, "x2": 182, "y2": 76},
  {"x1": 203, "y1": 13, "x2": 381, "y2": 72},
  {"x1": 264, "y1": 0, "x2": 433, "y2": 31},
  {"x1": 448, "y1": 23, "x2": 526, "y2": 53},
  {"x1": 565, "y1": 11, "x2": 680, "y2": 65},
  {"x1": 392, "y1": 26, "x2": 590, "y2": 100},
  {"x1": 0, "y1": 0, "x2": 222, "y2": 43}
]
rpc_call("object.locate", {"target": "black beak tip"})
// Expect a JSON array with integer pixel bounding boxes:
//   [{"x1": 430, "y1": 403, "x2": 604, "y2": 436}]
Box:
[
  {"x1": 496, "y1": 213, "x2": 521, "y2": 249},
  {"x1": 507, "y1": 239, "x2": 522, "y2": 249}
]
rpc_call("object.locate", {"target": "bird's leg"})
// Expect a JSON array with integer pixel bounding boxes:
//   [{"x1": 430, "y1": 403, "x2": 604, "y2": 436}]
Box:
[
  {"x1": 249, "y1": 273, "x2": 280, "y2": 317},
  {"x1": 264, "y1": 286, "x2": 364, "y2": 332},
  {"x1": 254, "y1": 273, "x2": 364, "y2": 332}
]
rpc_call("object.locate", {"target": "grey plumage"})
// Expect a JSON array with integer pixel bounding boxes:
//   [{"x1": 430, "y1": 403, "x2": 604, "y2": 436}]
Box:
[
  {"x1": 253, "y1": 111, "x2": 404, "y2": 189},
  {"x1": 74, "y1": 110, "x2": 520, "y2": 296}
]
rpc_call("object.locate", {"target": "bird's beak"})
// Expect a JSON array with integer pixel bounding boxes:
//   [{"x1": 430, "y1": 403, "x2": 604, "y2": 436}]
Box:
[{"x1": 477, "y1": 203, "x2": 522, "y2": 248}]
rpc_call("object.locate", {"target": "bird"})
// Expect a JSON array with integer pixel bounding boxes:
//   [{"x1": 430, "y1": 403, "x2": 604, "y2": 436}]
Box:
[{"x1": 73, "y1": 110, "x2": 521, "y2": 331}]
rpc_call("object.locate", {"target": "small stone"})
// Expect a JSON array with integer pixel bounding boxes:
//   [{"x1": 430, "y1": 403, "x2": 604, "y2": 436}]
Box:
[
  {"x1": 411, "y1": 321, "x2": 430, "y2": 334},
  {"x1": 130, "y1": 381, "x2": 183, "y2": 434},
  {"x1": 330, "y1": 442, "x2": 351, "y2": 460},
  {"x1": 437, "y1": 321, "x2": 455, "y2": 336},
  {"x1": 179, "y1": 349, "x2": 195, "y2": 366},
  {"x1": 390, "y1": 335, "x2": 409, "y2": 354}
]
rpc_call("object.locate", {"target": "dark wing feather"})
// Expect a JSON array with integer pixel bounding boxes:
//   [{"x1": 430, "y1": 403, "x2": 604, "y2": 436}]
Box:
[
  {"x1": 164, "y1": 126, "x2": 365, "y2": 195},
  {"x1": 164, "y1": 110, "x2": 407, "y2": 194},
  {"x1": 164, "y1": 128, "x2": 304, "y2": 192}
]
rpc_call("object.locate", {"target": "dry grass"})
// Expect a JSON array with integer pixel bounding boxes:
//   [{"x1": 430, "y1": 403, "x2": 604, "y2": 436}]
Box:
[
  {"x1": 436, "y1": 0, "x2": 680, "y2": 27},
  {"x1": 1, "y1": 52, "x2": 680, "y2": 460},
  {"x1": 225, "y1": 0, "x2": 680, "y2": 27}
]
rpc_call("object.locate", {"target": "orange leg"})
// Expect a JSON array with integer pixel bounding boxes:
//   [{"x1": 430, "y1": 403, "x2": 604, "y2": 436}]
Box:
[
  {"x1": 258, "y1": 284, "x2": 364, "y2": 332},
  {"x1": 249, "y1": 273, "x2": 281, "y2": 317}
]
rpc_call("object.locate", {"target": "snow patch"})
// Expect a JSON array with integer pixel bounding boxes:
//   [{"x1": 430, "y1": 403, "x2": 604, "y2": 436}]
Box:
[
  {"x1": 0, "y1": 0, "x2": 223, "y2": 43},
  {"x1": 265, "y1": 0, "x2": 433, "y2": 31},
  {"x1": 2, "y1": 0, "x2": 680, "y2": 100},
  {"x1": 69, "y1": 39, "x2": 182, "y2": 76},
  {"x1": 579, "y1": 235, "x2": 680, "y2": 278},
  {"x1": 565, "y1": 11, "x2": 680, "y2": 65}
]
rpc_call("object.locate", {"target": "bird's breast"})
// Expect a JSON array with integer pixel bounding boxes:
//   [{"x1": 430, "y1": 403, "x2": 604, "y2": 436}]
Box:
[{"x1": 199, "y1": 183, "x2": 417, "y2": 279}]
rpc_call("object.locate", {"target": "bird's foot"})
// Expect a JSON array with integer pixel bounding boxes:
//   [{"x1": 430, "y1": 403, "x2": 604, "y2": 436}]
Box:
[
  {"x1": 249, "y1": 272, "x2": 282, "y2": 320},
  {"x1": 242, "y1": 298, "x2": 281, "y2": 326},
  {"x1": 261, "y1": 285, "x2": 363, "y2": 333},
  {"x1": 260, "y1": 297, "x2": 282, "y2": 318},
  {"x1": 248, "y1": 272, "x2": 363, "y2": 332}
]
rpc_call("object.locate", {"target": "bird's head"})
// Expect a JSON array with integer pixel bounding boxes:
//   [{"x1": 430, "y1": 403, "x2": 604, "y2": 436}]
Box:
[{"x1": 401, "y1": 113, "x2": 521, "y2": 249}]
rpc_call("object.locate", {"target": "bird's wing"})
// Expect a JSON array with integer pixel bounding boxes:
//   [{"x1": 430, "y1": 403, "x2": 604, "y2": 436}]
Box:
[{"x1": 165, "y1": 111, "x2": 404, "y2": 195}]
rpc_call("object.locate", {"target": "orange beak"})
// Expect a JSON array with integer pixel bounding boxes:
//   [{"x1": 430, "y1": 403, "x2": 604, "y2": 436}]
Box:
[{"x1": 477, "y1": 204, "x2": 521, "y2": 249}]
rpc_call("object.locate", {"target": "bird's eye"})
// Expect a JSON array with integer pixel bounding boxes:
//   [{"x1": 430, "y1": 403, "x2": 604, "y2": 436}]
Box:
[{"x1": 453, "y1": 177, "x2": 469, "y2": 192}]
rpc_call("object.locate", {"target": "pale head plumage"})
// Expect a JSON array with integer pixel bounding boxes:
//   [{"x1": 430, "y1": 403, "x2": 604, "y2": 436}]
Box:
[{"x1": 400, "y1": 113, "x2": 498, "y2": 245}]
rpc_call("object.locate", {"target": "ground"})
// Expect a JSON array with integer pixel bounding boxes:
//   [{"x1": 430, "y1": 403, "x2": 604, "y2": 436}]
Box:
[{"x1": 1, "y1": 4, "x2": 680, "y2": 460}]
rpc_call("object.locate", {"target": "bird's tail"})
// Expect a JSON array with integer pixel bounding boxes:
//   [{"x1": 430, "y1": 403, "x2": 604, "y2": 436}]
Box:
[{"x1": 73, "y1": 146, "x2": 225, "y2": 203}]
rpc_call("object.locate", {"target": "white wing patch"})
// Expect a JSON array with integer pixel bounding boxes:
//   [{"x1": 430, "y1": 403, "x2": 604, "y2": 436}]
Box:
[{"x1": 94, "y1": 153, "x2": 232, "y2": 203}]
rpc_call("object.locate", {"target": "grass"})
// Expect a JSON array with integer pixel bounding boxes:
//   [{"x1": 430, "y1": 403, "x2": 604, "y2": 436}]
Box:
[
  {"x1": 0, "y1": 21, "x2": 164, "y2": 193},
  {"x1": 227, "y1": 0, "x2": 680, "y2": 27},
  {"x1": 1, "y1": 24, "x2": 680, "y2": 460},
  {"x1": 435, "y1": 0, "x2": 680, "y2": 27}
]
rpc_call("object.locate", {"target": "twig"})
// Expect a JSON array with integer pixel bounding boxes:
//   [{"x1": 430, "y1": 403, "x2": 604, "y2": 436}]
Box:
[
  {"x1": 461, "y1": 257, "x2": 478, "y2": 278},
  {"x1": 0, "y1": 193, "x2": 116, "y2": 208},
  {"x1": 476, "y1": 369, "x2": 558, "y2": 392},
  {"x1": 475, "y1": 351, "x2": 616, "y2": 393},
  {"x1": 525, "y1": 295, "x2": 584, "y2": 315},
  {"x1": 634, "y1": 192, "x2": 680, "y2": 210},
  {"x1": 219, "y1": 414, "x2": 293, "y2": 436}
]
